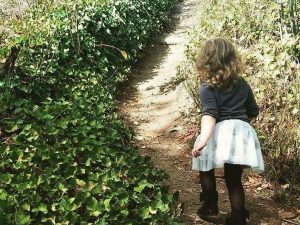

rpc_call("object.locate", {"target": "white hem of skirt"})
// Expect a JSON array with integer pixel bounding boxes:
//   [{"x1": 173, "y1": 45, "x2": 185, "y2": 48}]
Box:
[{"x1": 192, "y1": 119, "x2": 265, "y2": 173}]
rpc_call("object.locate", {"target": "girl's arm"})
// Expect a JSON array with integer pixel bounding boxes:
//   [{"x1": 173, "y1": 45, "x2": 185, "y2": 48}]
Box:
[
  {"x1": 192, "y1": 115, "x2": 216, "y2": 157},
  {"x1": 245, "y1": 83, "x2": 259, "y2": 118}
]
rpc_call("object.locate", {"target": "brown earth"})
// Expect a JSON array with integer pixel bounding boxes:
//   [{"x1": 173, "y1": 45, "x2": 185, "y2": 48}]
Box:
[{"x1": 118, "y1": 0, "x2": 299, "y2": 225}]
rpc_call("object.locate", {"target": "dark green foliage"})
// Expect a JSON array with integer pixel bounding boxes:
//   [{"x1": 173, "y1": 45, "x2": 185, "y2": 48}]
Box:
[{"x1": 0, "y1": 0, "x2": 181, "y2": 224}]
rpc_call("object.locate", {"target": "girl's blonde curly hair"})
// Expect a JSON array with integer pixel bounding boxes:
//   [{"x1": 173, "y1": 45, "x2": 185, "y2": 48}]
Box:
[{"x1": 195, "y1": 38, "x2": 243, "y2": 90}]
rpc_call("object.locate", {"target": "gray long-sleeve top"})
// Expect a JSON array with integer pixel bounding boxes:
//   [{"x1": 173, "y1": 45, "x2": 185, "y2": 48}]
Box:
[{"x1": 199, "y1": 77, "x2": 259, "y2": 123}]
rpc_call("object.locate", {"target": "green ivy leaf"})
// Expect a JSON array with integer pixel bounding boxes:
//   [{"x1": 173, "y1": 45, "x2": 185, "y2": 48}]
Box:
[
  {"x1": 0, "y1": 189, "x2": 8, "y2": 200},
  {"x1": 21, "y1": 203, "x2": 31, "y2": 212},
  {"x1": 23, "y1": 124, "x2": 32, "y2": 131},
  {"x1": 32, "y1": 204, "x2": 48, "y2": 214},
  {"x1": 103, "y1": 199, "x2": 111, "y2": 212},
  {"x1": 0, "y1": 174, "x2": 13, "y2": 184},
  {"x1": 134, "y1": 180, "x2": 154, "y2": 193},
  {"x1": 87, "y1": 197, "x2": 102, "y2": 217},
  {"x1": 15, "y1": 212, "x2": 31, "y2": 225}
]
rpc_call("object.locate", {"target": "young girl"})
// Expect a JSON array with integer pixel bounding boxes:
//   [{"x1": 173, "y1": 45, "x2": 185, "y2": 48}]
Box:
[{"x1": 191, "y1": 38, "x2": 264, "y2": 225}]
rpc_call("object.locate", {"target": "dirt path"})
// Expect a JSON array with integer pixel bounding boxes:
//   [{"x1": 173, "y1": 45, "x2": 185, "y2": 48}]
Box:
[{"x1": 118, "y1": 0, "x2": 298, "y2": 224}]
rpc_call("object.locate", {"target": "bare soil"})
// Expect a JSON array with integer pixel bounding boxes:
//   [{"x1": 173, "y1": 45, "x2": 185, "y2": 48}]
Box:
[{"x1": 118, "y1": 0, "x2": 299, "y2": 224}]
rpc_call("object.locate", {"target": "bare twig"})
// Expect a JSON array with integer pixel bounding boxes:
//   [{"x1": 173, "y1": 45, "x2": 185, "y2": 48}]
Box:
[{"x1": 282, "y1": 218, "x2": 300, "y2": 225}]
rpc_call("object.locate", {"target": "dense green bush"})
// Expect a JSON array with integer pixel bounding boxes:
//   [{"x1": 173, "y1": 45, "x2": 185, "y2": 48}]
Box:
[
  {"x1": 0, "y1": 0, "x2": 182, "y2": 224},
  {"x1": 179, "y1": 0, "x2": 299, "y2": 186}
]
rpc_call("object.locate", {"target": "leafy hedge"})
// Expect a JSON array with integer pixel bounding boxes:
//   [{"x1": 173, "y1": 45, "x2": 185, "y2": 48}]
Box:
[
  {"x1": 179, "y1": 0, "x2": 300, "y2": 188},
  {"x1": 0, "y1": 0, "x2": 182, "y2": 224}
]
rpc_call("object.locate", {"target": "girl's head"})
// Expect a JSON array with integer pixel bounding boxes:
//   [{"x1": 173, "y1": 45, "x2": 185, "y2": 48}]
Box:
[{"x1": 195, "y1": 38, "x2": 242, "y2": 89}]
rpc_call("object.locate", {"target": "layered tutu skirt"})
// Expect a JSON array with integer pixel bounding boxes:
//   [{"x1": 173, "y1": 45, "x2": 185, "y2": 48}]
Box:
[{"x1": 192, "y1": 119, "x2": 264, "y2": 173}]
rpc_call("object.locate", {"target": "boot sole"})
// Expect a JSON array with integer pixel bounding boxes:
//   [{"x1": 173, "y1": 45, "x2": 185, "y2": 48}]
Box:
[
  {"x1": 198, "y1": 213, "x2": 219, "y2": 218},
  {"x1": 198, "y1": 214, "x2": 222, "y2": 224}
]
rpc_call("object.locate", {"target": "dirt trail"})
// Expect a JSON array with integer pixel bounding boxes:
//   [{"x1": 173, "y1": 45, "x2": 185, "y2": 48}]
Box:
[{"x1": 118, "y1": 0, "x2": 298, "y2": 224}]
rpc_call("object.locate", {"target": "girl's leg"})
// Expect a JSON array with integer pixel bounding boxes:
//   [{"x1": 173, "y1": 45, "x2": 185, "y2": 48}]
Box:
[
  {"x1": 197, "y1": 169, "x2": 218, "y2": 216},
  {"x1": 224, "y1": 163, "x2": 245, "y2": 212},
  {"x1": 200, "y1": 169, "x2": 216, "y2": 193},
  {"x1": 224, "y1": 163, "x2": 248, "y2": 224}
]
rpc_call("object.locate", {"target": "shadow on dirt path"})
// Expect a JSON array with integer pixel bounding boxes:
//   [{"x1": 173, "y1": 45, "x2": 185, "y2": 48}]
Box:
[{"x1": 118, "y1": 0, "x2": 298, "y2": 224}]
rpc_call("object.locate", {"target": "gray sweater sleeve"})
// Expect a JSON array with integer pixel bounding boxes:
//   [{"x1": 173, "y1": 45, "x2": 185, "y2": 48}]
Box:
[
  {"x1": 245, "y1": 84, "x2": 259, "y2": 118},
  {"x1": 199, "y1": 84, "x2": 218, "y2": 119}
]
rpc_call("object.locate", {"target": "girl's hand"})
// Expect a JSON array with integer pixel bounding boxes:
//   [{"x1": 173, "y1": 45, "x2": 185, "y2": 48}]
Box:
[
  {"x1": 192, "y1": 148, "x2": 202, "y2": 157},
  {"x1": 192, "y1": 115, "x2": 216, "y2": 158},
  {"x1": 191, "y1": 141, "x2": 206, "y2": 157}
]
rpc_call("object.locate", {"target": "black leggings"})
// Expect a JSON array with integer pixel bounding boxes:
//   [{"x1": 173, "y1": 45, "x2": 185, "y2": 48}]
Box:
[{"x1": 200, "y1": 163, "x2": 245, "y2": 212}]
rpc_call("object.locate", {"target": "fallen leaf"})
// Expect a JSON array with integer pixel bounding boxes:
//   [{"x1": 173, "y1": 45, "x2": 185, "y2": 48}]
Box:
[
  {"x1": 261, "y1": 183, "x2": 271, "y2": 189},
  {"x1": 220, "y1": 210, "x2": 227, "y2": 215},
  {"x1": 244, "y1": 181, "x2": 251, "y2": 186},
  {"x1": 278, "y1": 210, "x2": 297, "y2": 219},
  {"x1": 194, "y1": 216, "x2": 201, "y2": 222},
  {"x1": 136, "y1": 136, "x2": 144, "y2": 141},
  {"x1": 281, "y1": 184, "x2": 290, "y2": 189},
  {"x1": 219, "y1": 189, "x2": 226, "y2": 194},
  {"x1": 184, "y1": 188, "x2": 194, "y2": 193}
]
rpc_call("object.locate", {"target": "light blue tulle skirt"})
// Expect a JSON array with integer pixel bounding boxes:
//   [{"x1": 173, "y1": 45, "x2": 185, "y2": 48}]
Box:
[{"x1": 192, "y1": 119, "x2": 264, "y2": 173}]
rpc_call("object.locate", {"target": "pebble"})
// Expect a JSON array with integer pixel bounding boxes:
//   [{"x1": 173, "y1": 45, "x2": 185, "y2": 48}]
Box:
[{"x1": 136, "y1": 136, "x2": 144, "y2": 141}]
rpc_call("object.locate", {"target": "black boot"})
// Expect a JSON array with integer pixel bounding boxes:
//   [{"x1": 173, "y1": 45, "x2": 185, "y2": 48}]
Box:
[
  {"x1": 196, "y1": 191, "x2": 218, "y2": 217},
  {"x1": 225, "y1": 209, "x2": 250, "y2": 225}
]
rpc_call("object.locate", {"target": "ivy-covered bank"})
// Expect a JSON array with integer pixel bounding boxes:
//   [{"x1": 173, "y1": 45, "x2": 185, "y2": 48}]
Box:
[
  {"x1": 179, "y1": 0, "x2": 300, "y2": 203},
  {"x1": 0, "y1": 0, "x2": 181, "y2": 224}
]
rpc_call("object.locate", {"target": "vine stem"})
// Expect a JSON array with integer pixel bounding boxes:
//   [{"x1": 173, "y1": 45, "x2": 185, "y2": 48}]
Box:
[{"x1": 95, "y1": 43, "x2": 123, "y2": 53}]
